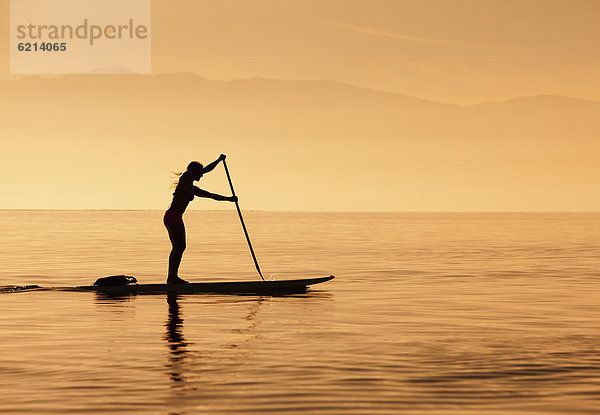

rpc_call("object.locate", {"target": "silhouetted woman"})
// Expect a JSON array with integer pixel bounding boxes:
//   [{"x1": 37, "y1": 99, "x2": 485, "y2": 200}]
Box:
[{"x1": 164, "y1": 155, "x2": 236, "y2": 284}]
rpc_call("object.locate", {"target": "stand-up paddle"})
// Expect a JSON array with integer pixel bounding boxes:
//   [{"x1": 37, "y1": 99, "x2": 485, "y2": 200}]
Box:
[{"x1": 222, "y1": 158, "x2": 265, "y2": 281}]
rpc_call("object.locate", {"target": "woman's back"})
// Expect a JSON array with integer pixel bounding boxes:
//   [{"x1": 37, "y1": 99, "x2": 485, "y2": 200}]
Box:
[{"x1": 169, "y1": 172, "x2": 196, "y2": 214}]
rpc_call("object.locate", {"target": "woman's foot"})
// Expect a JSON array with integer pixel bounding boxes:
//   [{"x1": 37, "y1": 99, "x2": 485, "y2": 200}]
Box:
[{"x1": 167, "y1": 276, "x2": 189, "y2": 284}]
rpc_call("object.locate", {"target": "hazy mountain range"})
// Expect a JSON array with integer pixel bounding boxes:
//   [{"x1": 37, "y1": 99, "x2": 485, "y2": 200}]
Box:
[{"x1": 1, "y1": 74, "x2": 599, "y2": 210}]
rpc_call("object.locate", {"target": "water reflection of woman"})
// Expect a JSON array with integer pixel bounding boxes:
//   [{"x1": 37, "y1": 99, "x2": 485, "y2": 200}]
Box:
[{"x1": 164, "y1": 294, "x2": 188, "y2": 384}]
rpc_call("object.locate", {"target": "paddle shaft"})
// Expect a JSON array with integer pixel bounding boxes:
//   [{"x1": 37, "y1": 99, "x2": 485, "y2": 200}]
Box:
[{"x1": 222, "y1": 159, "x2": 265, "y2": 281}]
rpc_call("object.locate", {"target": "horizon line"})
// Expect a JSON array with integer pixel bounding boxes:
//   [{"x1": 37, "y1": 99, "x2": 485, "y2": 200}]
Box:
[{"x1": 1, "y1": 209, "x2": 598, "y2": 214}]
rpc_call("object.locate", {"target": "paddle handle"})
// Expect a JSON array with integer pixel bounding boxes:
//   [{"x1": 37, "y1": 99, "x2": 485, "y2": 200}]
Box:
[{"x1": 222, "y1": 159, "x2": 265, "y2": 281}]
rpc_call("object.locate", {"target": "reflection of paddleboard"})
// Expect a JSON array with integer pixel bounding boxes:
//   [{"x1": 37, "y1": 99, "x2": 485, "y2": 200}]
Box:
[{"x1": 61, "y1": 276, "x2": 335, "y2": 295}]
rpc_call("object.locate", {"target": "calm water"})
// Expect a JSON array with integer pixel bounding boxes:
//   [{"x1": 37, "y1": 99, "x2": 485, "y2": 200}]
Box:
[{"x1": 1, "y1": 211, "x2": 600, "y2": 414}]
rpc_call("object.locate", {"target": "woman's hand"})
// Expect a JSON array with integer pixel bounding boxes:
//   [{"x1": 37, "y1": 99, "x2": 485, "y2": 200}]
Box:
[
  {"x1": 229, "y1": 195, "x2": 238, "y2": 203},
  {"x1": 219, "y1": 154, "x2": 227, "y2": 162}
]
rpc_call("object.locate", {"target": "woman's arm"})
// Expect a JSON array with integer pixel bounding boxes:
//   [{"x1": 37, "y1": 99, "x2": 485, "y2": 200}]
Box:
[
  {"x1": 194, "y1": 187, "x2": 237, "y2": 202},
  {"x1": 202, "y1": 154, "x2": 226, "y2": 174}
]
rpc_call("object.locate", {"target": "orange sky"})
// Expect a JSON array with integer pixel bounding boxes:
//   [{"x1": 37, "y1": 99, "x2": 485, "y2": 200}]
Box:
[
  {"x1": 2, "y1": 0, "x2": 600, "y2": 104},
  {"x1": 0, "y1": 0, "x2": 599, "y2": 211}
]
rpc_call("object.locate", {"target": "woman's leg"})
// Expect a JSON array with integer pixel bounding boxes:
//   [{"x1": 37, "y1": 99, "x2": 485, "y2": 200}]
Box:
[{"x1": 165, "y1": 221, "x2": 188, "y2": 283}]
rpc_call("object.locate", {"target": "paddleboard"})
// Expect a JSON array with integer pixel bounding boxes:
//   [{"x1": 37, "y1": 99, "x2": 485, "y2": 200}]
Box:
[{"x1": 59, "y1": 276, "x2": 335, "y2": 295}]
